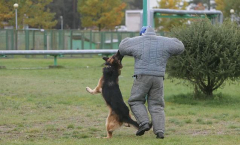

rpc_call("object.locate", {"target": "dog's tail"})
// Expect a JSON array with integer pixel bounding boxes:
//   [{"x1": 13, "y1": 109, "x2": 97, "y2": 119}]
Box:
[{"x1": 123, "y1": 117, "x2": 139, "y2": 129}]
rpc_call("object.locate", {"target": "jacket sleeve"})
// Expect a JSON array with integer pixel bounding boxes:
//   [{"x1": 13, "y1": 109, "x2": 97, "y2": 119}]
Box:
[
  {"x1": 118, "y1": 37, "x2": 134, "y2": 56},
  {"x1": 166, "y1": 38, "x2": 185, "y2": 56}
]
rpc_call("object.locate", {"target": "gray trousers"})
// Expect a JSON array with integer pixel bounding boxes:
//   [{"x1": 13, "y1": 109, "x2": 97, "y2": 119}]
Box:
[{"x1": 128, "y1": 75, "x2": 165, "y2": 134}]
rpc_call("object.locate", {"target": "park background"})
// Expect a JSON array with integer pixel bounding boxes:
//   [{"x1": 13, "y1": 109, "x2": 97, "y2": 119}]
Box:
[
  {"x1": 1, "y1": 0, "x2": 240, "y2": 144},
  {"x1": 0, "y1": 0, "x2": 239, "y2": 51}
]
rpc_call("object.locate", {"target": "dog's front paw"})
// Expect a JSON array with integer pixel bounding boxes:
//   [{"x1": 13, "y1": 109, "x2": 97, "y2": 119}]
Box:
[{"x1": 86, "y1": 87, "x2": 94, "y2": 94}]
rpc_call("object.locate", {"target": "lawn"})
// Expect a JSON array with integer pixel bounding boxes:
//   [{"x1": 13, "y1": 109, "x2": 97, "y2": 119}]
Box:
[{"x1": 0, "y1": 56, "x2": 240, "y2": 145}]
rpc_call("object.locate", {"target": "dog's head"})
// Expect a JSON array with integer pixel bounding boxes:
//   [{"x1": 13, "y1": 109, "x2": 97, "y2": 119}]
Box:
[{"x1": 102, "y1": 50, "x2": 124, "y2": 70}]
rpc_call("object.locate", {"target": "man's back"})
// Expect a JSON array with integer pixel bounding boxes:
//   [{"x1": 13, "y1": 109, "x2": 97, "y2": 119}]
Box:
[{"x1": 119, "y1": 27, "x2": 184, "y2": 77}]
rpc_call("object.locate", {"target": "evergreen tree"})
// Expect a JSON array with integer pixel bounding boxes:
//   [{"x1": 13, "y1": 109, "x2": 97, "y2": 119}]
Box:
[{"x1": 168, "y1": 19, "x2": 240, "y2": 97}]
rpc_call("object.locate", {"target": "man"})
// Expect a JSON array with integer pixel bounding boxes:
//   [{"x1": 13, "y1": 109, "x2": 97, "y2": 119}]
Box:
[{"x1": 118, "y1": 26, "x2": 184, "y2": 139}]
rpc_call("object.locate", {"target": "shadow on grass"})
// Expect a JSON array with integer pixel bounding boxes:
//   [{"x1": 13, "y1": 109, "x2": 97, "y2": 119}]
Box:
[{"x1": 165, "y1": 93, "x2": 240, "y2": 107}]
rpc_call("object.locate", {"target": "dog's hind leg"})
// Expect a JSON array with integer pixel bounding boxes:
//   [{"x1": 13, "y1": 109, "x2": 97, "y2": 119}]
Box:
[
  {"x1": 86, "y1": 77, "x2": 103, "y2": 94},
  {"x1": 104, "y1": 109, "x2": 122, "y2": 138},
  {"x1": 123, "y1": 116, "x2": 139, "y2": 130}
]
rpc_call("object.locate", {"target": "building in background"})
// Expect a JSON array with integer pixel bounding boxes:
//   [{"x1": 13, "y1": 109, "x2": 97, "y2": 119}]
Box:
[
  {"x1": 125, "y1": 10, "x2": 142, "y2": 32},
  {"x1": 124, "y1": 0, "x2": 159, "y2": 32}
]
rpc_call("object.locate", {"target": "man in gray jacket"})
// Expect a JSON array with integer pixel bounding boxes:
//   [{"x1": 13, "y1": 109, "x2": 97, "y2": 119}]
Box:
[{"x1": 118, "y1": 26, "x2": 184, "y2": 139}]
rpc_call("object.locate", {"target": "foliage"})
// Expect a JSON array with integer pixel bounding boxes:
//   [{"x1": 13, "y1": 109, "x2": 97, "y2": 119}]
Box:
[
  {"x1": 188, "y1": 0, "x2": 216, "y2": 10},
  {"x1": 129, "y1": 0, "x2": 143, "y2": 9},
  {"x1": 20, "y1": 0, "x2": 57, "y2": 29},
  {"x1": 47, "y1": 0, "x2": 80, "y2": 29},
  {"x1": 215, "y1": 0, "x2": 240, "y2": 18},
  {"x1": 154, "y1": 0, "x2": 188, "y2": 32},
  {"x1": 168, "y1": 18, "x2": 240, "y2": 97},
  {"x1": 0, "y1": 1, "x2": 14, "y2": 28},
  {"x1": 78, "y1": 0, "x2": 126, "y2": 31},
  {"x1": 0, "y1": 0, "x2": 57, "y2": 29}
]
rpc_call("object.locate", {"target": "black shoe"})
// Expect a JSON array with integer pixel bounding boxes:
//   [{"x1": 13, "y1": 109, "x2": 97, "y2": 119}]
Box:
[
  {"x1": 156, "y1": 132, "x2": 164, "y2": 139},
  {"x1": 136, "y1": 123, "x2": 150, "y2": 136}
]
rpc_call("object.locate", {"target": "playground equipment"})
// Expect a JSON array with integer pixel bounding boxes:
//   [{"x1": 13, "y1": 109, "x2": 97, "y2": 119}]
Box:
[
  {"x1": 149, "y1": 9, "x2": 223, "y2": 27},
  {"x1": 126, "y1": 9, "x2": 223, "y2": 31},
  {"x1": 126, "y1": 0, "x2": 223, "y2": 31}
]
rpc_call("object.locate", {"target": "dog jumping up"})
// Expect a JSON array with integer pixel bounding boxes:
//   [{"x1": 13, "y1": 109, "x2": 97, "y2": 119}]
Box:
[{"x1": 86, "y1": 51, "x2": 139, "y2": 138}]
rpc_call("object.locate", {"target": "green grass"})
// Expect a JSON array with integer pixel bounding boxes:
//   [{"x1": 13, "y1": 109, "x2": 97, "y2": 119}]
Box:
[{"x1": 0, "y1": 57, "x2": 240, "y2": 145}]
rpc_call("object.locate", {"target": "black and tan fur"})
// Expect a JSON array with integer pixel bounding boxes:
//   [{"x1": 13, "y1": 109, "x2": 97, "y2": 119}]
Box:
[{"x1": 86, "y1": 51, "x2": 139, "y2": 138}]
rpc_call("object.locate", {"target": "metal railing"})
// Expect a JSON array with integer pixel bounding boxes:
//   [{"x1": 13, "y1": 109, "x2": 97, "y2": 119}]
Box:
[{"x1": 0, "y1": 49, "x2": 118, "y2": 67}]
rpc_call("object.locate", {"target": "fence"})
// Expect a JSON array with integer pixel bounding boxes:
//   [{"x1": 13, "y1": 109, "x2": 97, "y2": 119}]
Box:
[{"x1": 0, "y1": 29, "x2": 165, "y2": 51}]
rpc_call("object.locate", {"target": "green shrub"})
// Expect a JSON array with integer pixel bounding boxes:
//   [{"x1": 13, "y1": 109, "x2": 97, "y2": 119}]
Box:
[{"x1": 168, "y1": 19, "x2": 240, "y2": 98}]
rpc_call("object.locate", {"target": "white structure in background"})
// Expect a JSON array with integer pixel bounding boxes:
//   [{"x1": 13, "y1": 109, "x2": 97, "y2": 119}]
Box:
[
  {"x1": 125, "y1": 10, "x2": 142, "y2": 32},
  {"x1": 124, "y1": 0, "x2": 157, "y2": 32}
]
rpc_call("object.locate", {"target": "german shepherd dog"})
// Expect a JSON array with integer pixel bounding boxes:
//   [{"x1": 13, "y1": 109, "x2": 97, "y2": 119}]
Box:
[{"x1": 86, "y1": 51, "x2": 139, "y2": 138}]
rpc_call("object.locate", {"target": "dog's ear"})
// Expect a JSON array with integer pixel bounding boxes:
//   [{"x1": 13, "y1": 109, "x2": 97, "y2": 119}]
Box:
[
  {"x1": 116, "y1": 50, "x2": 124, "y2": 62},
  {"x1": 102, "y1": 56, "x2": 109, "y2": 61}
]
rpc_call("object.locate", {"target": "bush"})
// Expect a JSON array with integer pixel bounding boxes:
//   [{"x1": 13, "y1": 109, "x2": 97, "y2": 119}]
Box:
[{"x1": 167, "y1": 19, "x2": 240, "y2": 98}]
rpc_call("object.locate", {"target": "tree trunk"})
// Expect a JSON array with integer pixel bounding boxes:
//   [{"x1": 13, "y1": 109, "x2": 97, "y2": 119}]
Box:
[
  {"x1": 98, "y1": 24, "x2": 101, "y2": 31},
  {"x1": 205, "y1": 76, "x2": 213, "y2": 97},
  {"x1": 196, "y1": 76, "x2": 214, "y2": 98},
  {"x1": 207, "y1": 0, "x2": 211, "y2": 10},
  {"x1": 194, "y1": 84, "x2": 200, "y2": 99},
  {"x1": 198, "y1": 85, "x2": 213, "y2": 98},
  {"x1": 205, "y1": 88, "x2": 213, "y2": 97}
]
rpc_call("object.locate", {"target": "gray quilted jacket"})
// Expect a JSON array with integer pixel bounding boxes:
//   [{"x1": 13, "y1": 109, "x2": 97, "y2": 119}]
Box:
[{"x1": 119, "y1": 28, "x2": 185, "y2": 77}]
